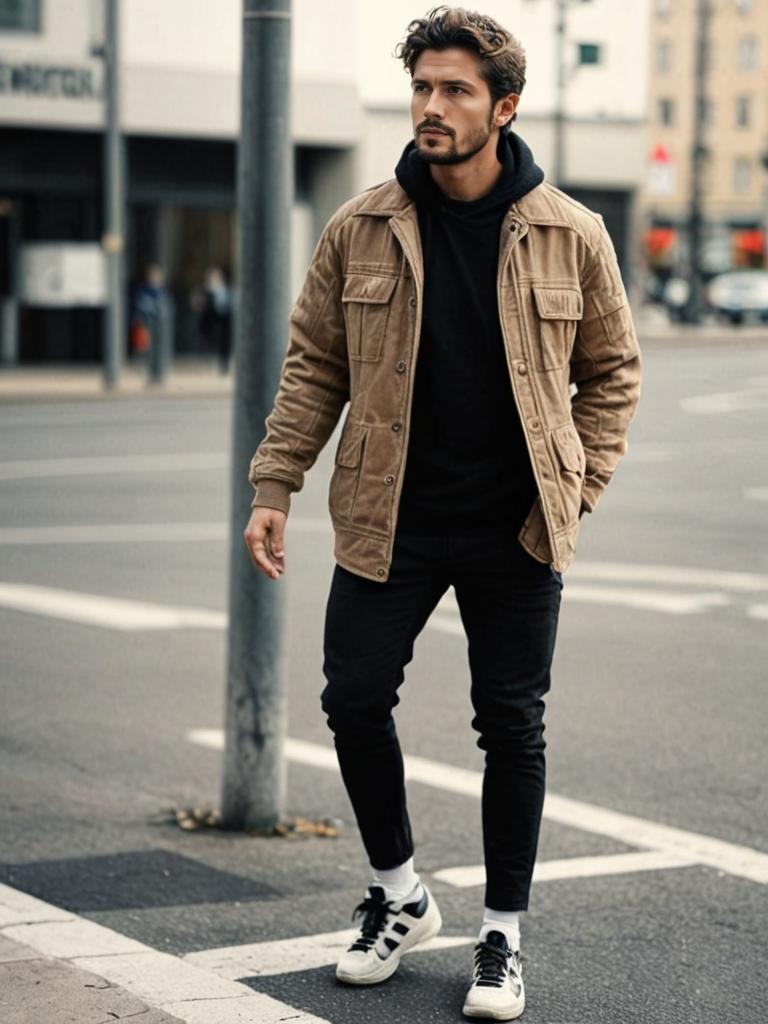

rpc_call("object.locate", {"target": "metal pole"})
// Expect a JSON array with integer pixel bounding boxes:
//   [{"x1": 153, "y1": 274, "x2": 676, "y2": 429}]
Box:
[
  {"x1": 220, "y1": 0, "x2": 292, "y2": 831},
  {"x1": 102, "y1": 0, "x2": 125, "y2": 389},
  {"x1": 682, "y1": 0, "x2": 710, "y2": 324},
  {"x1": 552, "y1": 0, "x2": 567, "y2": 188}
]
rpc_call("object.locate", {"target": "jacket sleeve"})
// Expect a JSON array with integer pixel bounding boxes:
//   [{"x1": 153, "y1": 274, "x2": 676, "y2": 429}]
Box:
[
  {"x1": 248, "y1": 217, "x2": 350, "y2": 514},
  {"x1": 570, "y1": 217, "x2": 641, "y2": 514}
]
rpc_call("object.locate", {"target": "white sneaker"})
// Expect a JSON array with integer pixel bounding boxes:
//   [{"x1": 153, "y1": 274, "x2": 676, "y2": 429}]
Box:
[
  {"x1": 462, "y1": 930, "x2": 525, "y2": 1020},
  {"x1": 335, "y1": 883, "x2": 442, "y2": 985}
]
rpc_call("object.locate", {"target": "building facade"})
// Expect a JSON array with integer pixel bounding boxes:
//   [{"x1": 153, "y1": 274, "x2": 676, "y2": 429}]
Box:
[
  {"x1": 644, "y1": 0, "x2": 768, "y2": 282},
  {"x1": 0, "y1": 0, "x2": 649, "y2": 365}
]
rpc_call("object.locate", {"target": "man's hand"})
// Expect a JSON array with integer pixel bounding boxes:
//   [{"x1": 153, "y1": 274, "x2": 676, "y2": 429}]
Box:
[{"x1": 244, "y1": 507, "x2": 287, "y2": 580}]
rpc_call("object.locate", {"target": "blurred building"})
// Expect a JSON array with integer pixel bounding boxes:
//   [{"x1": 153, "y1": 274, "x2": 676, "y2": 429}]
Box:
[
  {"x1": 0, "y1": 0, "x2": 649, "y2": 365},
  {"x1": 643, "y1": 0, "x2": 768, "y2": 284}
]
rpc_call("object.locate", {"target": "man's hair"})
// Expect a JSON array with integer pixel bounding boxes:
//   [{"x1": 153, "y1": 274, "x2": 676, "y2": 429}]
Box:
[{"x1": 395, "y1": 6, "x2": 526, "y2": 127}]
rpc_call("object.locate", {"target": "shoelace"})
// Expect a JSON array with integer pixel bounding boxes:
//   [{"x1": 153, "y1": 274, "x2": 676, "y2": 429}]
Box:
[
  {"x1": 472, "y1": 942, "x2": 515, "y2": 987},
  {"x1": 348, "y1": 895, "x2": 394, "y2": 952}
]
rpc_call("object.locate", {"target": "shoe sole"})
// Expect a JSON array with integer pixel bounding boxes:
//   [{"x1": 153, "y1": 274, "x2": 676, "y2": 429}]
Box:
[
  {"x1": 462, "y1": 995, "x2": 525, "y2": 1021},
  {"x1": 335, "y1": 892, "x2": 443, "y2": 986}
]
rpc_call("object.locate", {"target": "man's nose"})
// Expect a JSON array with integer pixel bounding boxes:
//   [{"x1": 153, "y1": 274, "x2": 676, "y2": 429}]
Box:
[{"x1": 423, "y1": 93, "x2": 445, "y2": 120}]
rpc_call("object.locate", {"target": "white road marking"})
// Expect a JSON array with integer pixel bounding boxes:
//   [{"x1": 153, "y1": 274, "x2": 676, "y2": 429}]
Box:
[
  {"x1": 569, "y1": 561, "x2": 768, "y2": 592},
  {"x1": 2, "y1": 918, "x2": 146, "y2": 957},
  {"x1": 747, "y1": 604, "x2": 768, "y2": 620},
  {"x1": 185, "y1": 929, "x2": 473, "y2": 980},
  {"x1": 437, "y1": 584, "x2": 732, "y2": 617},
  {"x1": 745, "y1": 486, "x2": 768, "y2": 503},
  {"x1": 0, "y1": 883, "x2": 330, "y2": 1024},
  {"x1": 188, "y1": 730, "x2": 768, "y2": 887},
  {"x1": 559, "y1": 584, "x2": 729, "y2": 615},
  {"x1": 681, "y1": 387, "x2": 768, "y2": 415},
  {"x1": 432, "y1": 850, "x2": 699, "y2": 889},
  {"x1": 0, "y1": 452, "x2": 227, "y2": 480},
  {"x1": 0, "y1": 583, "x2": 226, "y2": 631},
  {"x1": 0, "y1": 517, "x2": 330, "y2": 546}
]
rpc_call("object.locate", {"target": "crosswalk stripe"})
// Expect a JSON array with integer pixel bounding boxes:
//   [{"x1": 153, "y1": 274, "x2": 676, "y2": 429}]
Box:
[
  {"x1": 0, "y1": 883, "x2": 329, "y2": 1024},
  {"x1": 0, "y1": 583, "x2": 226, "y2": 631},
  {"x1": 185, "y1": 929, "x2": 473, "y2": 979},
  {"x1": 188, "y1": 730, "x2": 768, "y2": 887},
  {"x1": 432, "y1": 850, "x2": 700, "y2": 889}
]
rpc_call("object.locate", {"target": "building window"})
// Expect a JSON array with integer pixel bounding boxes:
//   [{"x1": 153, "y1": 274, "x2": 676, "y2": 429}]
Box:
[
  {"x1": 577, "y1": 43, "x2": 601, "y2": 66},
  {"x1": 738, "y1": 35, "x2": 758, "y2": 69},
  {"x1": 655, "y1": 0, "x2": 671, "y2": 16},
  {"x1": 735, "y1": 95, "x2": 751, "y2": 127},
  {"x1": 733, "y1": 157, "x2": 751, "y2": 194},
  {"x1": 736, "y1": 0, "x2": 753, "y2": 12},
  {"x1": 0, "y1": 0, "x2": 40, "y2": 31},
  {"x1": 659, "y1": 98, "x2": 675, "y2": 126},
  {"x1": 701, "y1": 97, "x2": 715, "y2": 126},
  {"x1": 656, "y1": 40, "x2": 673, "y2": 73}
]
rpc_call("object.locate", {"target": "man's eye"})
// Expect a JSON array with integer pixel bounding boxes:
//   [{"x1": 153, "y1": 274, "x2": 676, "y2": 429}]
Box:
[{"x1": 447, "y1": 86, "x2": 464, "y2": 94}]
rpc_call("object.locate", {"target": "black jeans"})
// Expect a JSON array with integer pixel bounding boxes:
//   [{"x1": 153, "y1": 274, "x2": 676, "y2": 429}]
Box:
[{"x1": 321, "y1": 526, "x2": 562, "y2": 912}]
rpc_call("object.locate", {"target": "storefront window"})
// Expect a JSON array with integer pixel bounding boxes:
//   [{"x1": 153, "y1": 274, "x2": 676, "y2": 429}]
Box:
[{"x1": 0, "y1": 0, "x2": 40, "y2": 32}]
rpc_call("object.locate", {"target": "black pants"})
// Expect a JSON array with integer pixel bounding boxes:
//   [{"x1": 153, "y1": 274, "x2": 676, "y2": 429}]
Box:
[{"x1": 321, "y1": 526, "x2": 562, "y2": 911}]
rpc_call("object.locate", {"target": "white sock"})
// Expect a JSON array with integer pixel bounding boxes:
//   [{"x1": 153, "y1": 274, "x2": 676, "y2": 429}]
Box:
[
  {"x1": 480, "y1": 908, "x2": 521, "y2": 952},
  {"x1": 371, "y1": 856, "x2": 421, "y2": 903}
]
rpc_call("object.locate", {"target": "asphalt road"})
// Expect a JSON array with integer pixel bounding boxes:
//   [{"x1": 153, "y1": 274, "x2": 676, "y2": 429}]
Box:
[{"x1": 1, "y1": 337, "x2": 766, "y2": 1024}]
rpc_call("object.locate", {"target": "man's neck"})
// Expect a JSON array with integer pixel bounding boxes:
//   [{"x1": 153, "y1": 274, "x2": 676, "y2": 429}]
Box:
[{"x1": 428, "y1": 134, "x2": 503, "y2": 202}]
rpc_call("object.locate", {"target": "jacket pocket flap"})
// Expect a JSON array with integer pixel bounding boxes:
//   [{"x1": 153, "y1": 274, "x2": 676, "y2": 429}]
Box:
[
  {"x1": 552, "y1": 423, "x2": 584, "y2": 473},
  {"x1": 342, "y1": 274, "x2": 398, "y2": 304},
  {"x1": 533, "y1": 286, "x2": 583, "y2": 320},
  {"x1": 335, "y1": 422, "x2": 366, "y2": 468}
]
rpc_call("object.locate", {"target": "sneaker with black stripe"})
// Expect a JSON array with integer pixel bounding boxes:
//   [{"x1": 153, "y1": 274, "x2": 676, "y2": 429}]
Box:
[
  {"x1": 335, "y1": 883, "x2": 442, "y2": 985},
  {"x1": 462, "y1": 930, "x2": 525, "y2": 1020}
]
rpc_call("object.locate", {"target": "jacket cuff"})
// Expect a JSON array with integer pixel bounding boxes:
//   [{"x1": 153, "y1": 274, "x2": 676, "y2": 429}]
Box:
[{"x1": 250, "y1": 478, "x2": 292, "y2": 515}]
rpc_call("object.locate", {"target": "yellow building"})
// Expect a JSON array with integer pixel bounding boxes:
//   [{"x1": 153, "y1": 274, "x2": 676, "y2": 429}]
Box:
[{"x1": 645, "y1": 0, "x2": 768, "y2": 277}]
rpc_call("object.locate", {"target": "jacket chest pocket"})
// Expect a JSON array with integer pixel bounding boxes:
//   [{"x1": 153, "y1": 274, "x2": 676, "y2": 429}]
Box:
[
  {"x1": 342, "y1": 274, "x2": 398, "y2": 362},
  {"x1": 531, "y1": 286, "x2": 583, "y2": 371}
]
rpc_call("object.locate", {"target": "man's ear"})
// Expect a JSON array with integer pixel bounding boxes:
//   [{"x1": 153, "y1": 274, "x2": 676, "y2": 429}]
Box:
[{"x1": 495, "y1": 93, "x2": 520, "y2": 128}]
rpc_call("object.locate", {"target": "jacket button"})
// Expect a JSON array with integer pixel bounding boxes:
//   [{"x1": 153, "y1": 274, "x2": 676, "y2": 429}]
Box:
[
  {"x1": 391, "y1": 422, "x2": 402, "y2": 432},
  {"x1": 376, "y1": 567, "x2": 386, "y2": 577},
  {"x1": 408, "y1": 296, "x2": 416, "y2": 308},
  {"x1": 396, "y1": 361, "x2": 406, "y2": 373},
  {"x1": 517, "y1": 363, "x2": 528, "y2": 375},
  {"x1": 530, "y1": 418, "x2": 540, "y2": 431},
  {"x1": 384, "y1": 475, "x2": 395, "y2": 485}
]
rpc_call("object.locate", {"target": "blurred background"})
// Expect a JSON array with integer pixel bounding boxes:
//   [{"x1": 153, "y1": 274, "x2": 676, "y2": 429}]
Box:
[{"x1": 1, "y1": 0, "x2": 767, "y2": 371}]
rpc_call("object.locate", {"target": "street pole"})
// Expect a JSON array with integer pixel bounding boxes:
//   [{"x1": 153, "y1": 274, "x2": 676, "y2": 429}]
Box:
[
  {"x1": 682, "y1": 0, "x2": 711, "y2": 324},
  {"x1": 102, "y1": 0, "x2": 125, "y2": 389},
  {"x1": 552, "y1": 0, "x2": 567, "y2": 188},
  {"x1": 221, "y1": 0, "x2": 292, "y2": 831}
]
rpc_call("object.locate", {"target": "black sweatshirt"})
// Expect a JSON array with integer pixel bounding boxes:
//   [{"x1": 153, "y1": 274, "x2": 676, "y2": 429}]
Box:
[{"x1": 394, "y1": 131, "x2": 545, "y2": 535}]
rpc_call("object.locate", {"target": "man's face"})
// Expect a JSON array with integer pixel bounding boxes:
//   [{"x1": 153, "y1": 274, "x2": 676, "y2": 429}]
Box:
[{"x1": 410, "y1": 47, "x2": 516, "y2": 165}]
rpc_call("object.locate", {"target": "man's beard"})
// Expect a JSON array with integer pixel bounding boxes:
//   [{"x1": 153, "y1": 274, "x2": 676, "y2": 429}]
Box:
[{"x1": 416, "y1": 117, "x2": 494, "y2": 166}]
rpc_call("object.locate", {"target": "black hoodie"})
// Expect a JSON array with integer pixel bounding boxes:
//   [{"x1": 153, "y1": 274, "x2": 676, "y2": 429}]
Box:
[{"x1": 394, "y1": 131, "x2": 544, "y2": 535}]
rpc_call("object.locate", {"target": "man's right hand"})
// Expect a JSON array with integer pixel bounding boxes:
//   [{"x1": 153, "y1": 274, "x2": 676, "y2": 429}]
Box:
[{"x1": 244, "y1": 507, "x2": 287, "y2": 580}]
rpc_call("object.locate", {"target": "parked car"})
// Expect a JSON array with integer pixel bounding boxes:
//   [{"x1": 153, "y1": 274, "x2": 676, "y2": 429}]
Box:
[{"x1": 706, "y1": 270, "x2": 768, "y2": 324}]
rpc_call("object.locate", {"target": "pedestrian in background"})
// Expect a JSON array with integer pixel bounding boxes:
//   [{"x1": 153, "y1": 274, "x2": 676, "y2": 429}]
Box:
[
  {"x1": 244, "y1": 7, "x2": 640, "y2": 1020},
  {"x1": 199, "y1": 266, "x2": 233, "y2": 373}
]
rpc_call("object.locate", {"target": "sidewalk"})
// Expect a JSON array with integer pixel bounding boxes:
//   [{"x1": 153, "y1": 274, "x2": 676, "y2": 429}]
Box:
[
  {"x1": 0, "y1": 360, "x2": 233, "y2": 402},
  {"x1": 1, "y1": 318, "x2": 765, "y2": 404},
  {"x1": 0, "y1": 934, "x2": 182, "y2": 1024}
]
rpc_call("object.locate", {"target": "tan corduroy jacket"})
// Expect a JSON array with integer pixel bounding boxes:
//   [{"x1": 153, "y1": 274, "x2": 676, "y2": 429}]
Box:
[{"x1": 249, "y1": 177, "x2": 641, "y2": 582}]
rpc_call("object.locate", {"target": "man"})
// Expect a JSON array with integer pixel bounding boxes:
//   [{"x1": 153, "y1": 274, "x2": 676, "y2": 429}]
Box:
[{"x1": 244, "y1": 7, "x2": 640, "y2": 1020}]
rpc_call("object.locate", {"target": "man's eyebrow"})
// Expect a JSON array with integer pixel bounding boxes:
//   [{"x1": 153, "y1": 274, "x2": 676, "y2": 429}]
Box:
[{"x1": 411, "y1": 77, "x2": 476, "y2": 88}]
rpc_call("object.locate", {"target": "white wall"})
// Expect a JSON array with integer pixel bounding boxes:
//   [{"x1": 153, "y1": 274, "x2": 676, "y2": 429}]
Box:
[{"x1": 357, "y1": 0, "x2": 649, "y2": 120}]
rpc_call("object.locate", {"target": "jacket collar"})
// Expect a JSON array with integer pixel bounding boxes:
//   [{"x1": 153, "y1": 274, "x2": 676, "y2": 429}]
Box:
[{"x1": 351, "y1": 176, "x2": 557, "y2": 227}]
